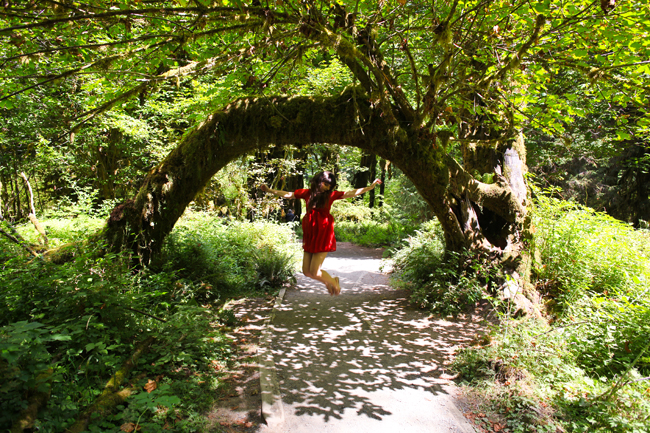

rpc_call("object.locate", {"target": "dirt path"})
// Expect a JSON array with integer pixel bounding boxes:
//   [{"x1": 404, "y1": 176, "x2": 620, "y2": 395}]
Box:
[{"x1": 206, "y1": 242, "x2": 486, "y2": 432}]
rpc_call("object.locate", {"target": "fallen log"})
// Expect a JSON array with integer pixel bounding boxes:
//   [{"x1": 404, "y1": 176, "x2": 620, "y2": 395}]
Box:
[
  {"x1": 0, "y1": 226, "x2": 41, "y2": 258},
  {"x1": 9, "y1": 369, "x2": 53, "y2": 433},
  {"x1": 65, "y1": 336, "x2": 155, "y2": 433}
]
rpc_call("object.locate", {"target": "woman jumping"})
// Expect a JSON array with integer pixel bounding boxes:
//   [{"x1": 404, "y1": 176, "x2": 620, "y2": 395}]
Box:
[{"x1": 260, "y1": 171, "x2": 381, "y2": 296}]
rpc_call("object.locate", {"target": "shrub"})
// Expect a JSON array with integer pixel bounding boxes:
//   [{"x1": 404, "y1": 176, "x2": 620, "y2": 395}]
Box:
[
  {"x1": 153, "y1": 212, "x2": 301, "y2": 296},
  {"x1": 335, "y1": 219, "x2": 417, "y2": 247},
  {"x1": 332, "y1": 201, "x2": 418, "y2": 248},
  {"x1": 531, "y1": 189, "x2": 650, "y2": 377},
  {"x1": 453, "y1": 189, "x2": 650, "y2": 433},
  {"x1": 253, "y1": 247, "x2": 298, "y2": 290},
  {"x1": 453, "y1": 315, "x2": 650, "y2": 433},
  {"x1": 563, "y1": 289, "x2": 650, "y2": 377},
  {"x1": 532, "y1": 190, "x2": 650, "y2": 307},
  {"x1": 331, "y1": 199, "x2": 374, "y2": 222},
  {"x1": 390, "y1": 220, "x2": 486, "y2": 316}
]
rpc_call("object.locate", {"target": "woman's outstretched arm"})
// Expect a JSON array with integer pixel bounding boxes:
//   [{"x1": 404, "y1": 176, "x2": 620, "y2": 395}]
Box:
[
  {"x1": 342, "y1": 179, "x2": 382, "y2": 199},
  {"x1": 260, "y1": 184, "x2": 295, "y2": 199}
]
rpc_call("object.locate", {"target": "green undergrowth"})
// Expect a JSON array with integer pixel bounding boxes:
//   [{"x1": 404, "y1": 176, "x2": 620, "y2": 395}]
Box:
[
  {"x1": 332, "y1": 202, "x2": 419, "y2": 248},
  {"x1": 152, "y1": 212, "x2": 300, "y2": 296},
  {"x1": 389, "y1": 219, "x2": 490, "y2": 316},
  {"x1": 452, "y1": 192, "x2": 650, "y2": 433},
  {"x1": 0, "y1": 212, "x2": 300, "y2": 432},
  {"x1": 454, "y1": 317, "x2": 650, "y2": 433}
]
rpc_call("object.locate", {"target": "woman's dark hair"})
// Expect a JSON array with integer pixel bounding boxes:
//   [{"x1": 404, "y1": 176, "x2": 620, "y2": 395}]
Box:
[{"x1": 308, "y1": 171, "x2": 337, "y2": 210}]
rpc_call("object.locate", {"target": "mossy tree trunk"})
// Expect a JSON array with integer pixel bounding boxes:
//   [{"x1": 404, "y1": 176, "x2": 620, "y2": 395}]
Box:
[{"x1": 104, "y1": 89, "x2": 532, "y2": 302}]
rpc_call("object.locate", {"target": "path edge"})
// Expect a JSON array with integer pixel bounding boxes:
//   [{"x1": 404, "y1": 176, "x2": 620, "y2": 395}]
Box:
[{"x1": 258, "y1": 287, "x2": 286, "y2": 427}]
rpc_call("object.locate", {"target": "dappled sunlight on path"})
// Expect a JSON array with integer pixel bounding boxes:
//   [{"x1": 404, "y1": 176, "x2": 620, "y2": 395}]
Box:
[{"x1": 258, "y1": 243, "x2": 482, "y2": 433}]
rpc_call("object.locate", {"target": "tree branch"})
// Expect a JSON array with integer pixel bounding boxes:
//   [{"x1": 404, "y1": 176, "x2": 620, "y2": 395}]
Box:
[
  {"x1": 64, "y1": 336, "x2": 155, "y2": 433},
  {"x1": 0, "y1": 42, "x2": 162, "y2": 102},
  {"x1": 0, "y1": 6, "x2": 289, "y2": 34},
  {"x1": 478, "y1": 14, "x2": 546, "y2": 89},
  {"x1": 69, "y1": 52, "x2": 239, "y2": 131},
  {"x1": 120, "y1": 306, "x2": 167, "y2": 323},
  {"x1": 312, "y1": 27, "x2": 375, "y2": 92},
  {"x1": 0, "y1": 33, "x2": 176, "y2": 66},
  {"x1": 403, "y1": 41, "x2": 421, "y2": 110}
]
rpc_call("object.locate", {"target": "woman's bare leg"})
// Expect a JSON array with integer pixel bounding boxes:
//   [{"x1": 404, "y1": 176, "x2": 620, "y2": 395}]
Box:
[{"x1": 302, "y1": 252, "x2": 340, "y2": 295}]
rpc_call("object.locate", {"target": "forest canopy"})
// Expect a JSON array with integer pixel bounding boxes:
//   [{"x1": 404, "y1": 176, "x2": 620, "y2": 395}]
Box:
[{"x1": 1, "y1": 0, "x2": 649, "y2": 273}]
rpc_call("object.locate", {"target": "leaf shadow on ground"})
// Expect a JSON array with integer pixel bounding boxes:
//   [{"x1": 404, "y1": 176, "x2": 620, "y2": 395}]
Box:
[{"x1": 269, "y1": 243, "x2": 489, "y2": 426}]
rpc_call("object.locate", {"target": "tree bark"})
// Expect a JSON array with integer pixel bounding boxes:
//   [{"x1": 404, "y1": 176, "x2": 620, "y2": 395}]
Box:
[
  {"x1": 283, "y1": 148, "x2": 307, "y2": 219},
  {"x1": 95, "y1": 128, "x2": 122, "y2": 201},
  {"x1": 13, "y1": 154, "x2": 22, "y2": 221},
  {"x1": 378, "y1": 159, "x2": 386, "y2": 208},
  {"x1": 369, "y1": 154, "x2": 377, "y2": 208},
  {"x1": 20, "y1": 172, "x2": 49, "y2": 249}
]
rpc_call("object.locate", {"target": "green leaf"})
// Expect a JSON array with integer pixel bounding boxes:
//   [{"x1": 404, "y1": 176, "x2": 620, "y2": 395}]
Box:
[{"x1": 635, "y1": 64, "x2": 650, "y2": 75}]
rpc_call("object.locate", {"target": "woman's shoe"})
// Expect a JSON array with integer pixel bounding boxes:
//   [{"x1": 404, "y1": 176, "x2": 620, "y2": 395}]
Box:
[{"x1": 334, "y1": 277, "x2": 341, "y2": 295}]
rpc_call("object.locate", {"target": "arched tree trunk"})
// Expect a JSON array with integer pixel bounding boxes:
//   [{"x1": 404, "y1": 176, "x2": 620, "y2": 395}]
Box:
[
  {"x1": 103, "y1": 88, "x2": 392, "y2": 264},
  {"x1": 103, "y1": 89, "x2": 534, "y2": 312}
]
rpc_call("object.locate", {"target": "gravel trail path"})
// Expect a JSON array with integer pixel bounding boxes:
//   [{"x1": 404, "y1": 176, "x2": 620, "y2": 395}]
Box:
[{"x1": 256, "y1": 242, "x2": 483, "y2": 433}]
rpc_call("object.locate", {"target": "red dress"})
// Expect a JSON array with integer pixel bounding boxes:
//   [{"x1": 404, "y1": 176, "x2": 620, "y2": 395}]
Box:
[{"x1": 294, "y1": 189, "x2": 345, "y2": 253}]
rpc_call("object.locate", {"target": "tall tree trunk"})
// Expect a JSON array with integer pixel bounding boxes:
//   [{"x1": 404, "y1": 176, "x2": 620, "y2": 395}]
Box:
[
  {"x1": 95, "y1": 128, "x2": 122, "y2": 201},
  {"x1": 352, "y1": 153, "x2": 374, "y2": 203},
  {"x1": 13, "y1": 154, "x2": 22, "y2": 221},
  {"x1": 369, "y1": 154, "x2": 377, "y2": 208},
  {"x1": 284, "y1": 148, "x2": 307, "y2": 219}
]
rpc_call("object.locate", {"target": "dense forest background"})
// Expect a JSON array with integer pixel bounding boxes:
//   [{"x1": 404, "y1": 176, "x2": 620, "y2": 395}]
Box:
[{"x1": 1, "y1": 0, "x2": 649, "y2": 432}]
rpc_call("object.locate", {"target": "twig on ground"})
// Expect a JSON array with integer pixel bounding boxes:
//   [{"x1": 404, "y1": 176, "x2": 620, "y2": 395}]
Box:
[
  {"x1": 534, "y1": 321, "x2": 589, "y2": 337},
  {"x1": 626, "y1": 376, "x2": 650, "y2": 385}
]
